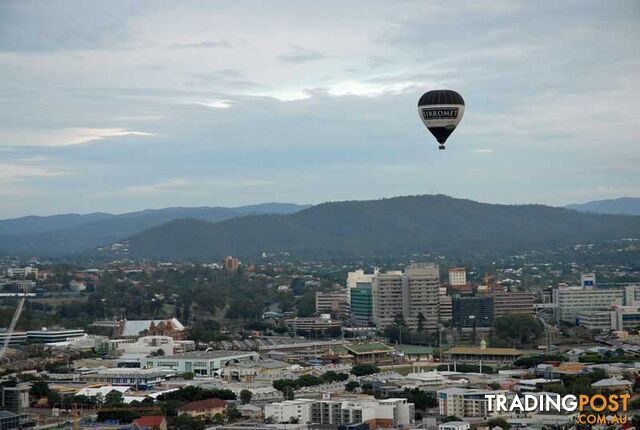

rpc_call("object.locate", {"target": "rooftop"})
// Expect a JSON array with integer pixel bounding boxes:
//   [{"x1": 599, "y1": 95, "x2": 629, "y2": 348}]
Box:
[
  {"x1": 448, "y1": 346, "x2": 526, "y2": 356},
  {"x1": 591, "y1": 378, "x2": 633, "y2": 387},
  {"x1": 177, "y1": 398, "x2": 227, "y2": 411},
  {"x1": 398, "y1": 345, "x2": 434, "y2": 354},
  {"x1": 132, "y1": 416, "x2": 166, "y2": 427},
  {"x1": 161, "y1": 350, "x2": 257, "y2": 360}
]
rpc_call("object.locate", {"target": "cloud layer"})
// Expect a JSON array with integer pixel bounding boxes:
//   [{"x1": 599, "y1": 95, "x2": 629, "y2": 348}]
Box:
[{"x1": 0, "y1": 0, "x2": 638, "y2": 217}]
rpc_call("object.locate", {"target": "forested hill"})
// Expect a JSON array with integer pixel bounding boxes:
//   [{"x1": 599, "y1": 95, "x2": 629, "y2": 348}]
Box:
[
  {"x1": 0, "y1": 203, "x2": 309, "y2": 257},
  {"x1": 120, "y1": 195, "x2": 640, "y2": 260}
]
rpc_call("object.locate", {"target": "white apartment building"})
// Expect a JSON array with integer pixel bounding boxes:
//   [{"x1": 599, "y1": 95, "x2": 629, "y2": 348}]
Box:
[
  {"x1": 6, "y1": 267, "x2": 38, "y2": 279},
  {"x1": 372, "y1": 264, "x2": 439, "y2": 331},
  {"x1": 577, "y1": 306, "x2": 640, "y2": 332},
  {"x1": 553, "y1": 286, "x2": 625, "y2": 323},
  {"x1": 624, "y1": 284, "x2": 640, "y2": 306},
  {"x1": 266, "y1": 397, "x2": 414, "y2": 428},
  {"x1": 576, "y1": 311, "x2": 612, "y2": 331},
  {"x1": 448, "y1": 267, "x2": 467, "y2": 286},
  {"x1": 265, "y1": 399, "x2": 314, "y2": 424},
  {"x1": 438, "y1": 388, "x2": 510, "y2": 418}
]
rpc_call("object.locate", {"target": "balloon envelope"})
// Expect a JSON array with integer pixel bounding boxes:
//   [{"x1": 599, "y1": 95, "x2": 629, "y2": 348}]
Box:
[{"x1": 417, "y1": 90, "x2": 465, "y2": 149}]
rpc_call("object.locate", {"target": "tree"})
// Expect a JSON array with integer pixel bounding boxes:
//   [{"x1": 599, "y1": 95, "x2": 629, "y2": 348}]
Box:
[
  {"x1": 351, "y1": 364, "x2": 380, "y2": 377},
  {"x1": 296, "y1": 291, "x2": 316, "y2": 317},
  {"x1": 240, "y1": 389, "x2": 252, "y2": 404},
  {"x1": 443, "y1": 416, "x2": 461, "y2": 422},
  {"x1": 417, "y1": 312, "x2": 426, "y2": 332},
  {"x1": 171, "y1": 415, "x2": 205, "y2": 430},
  {"x1": 283, "y1": 386, "x2": 295, "y2": 400},
  {"x1": 30, "y1": 380, "x2": 50, "y2": 398},
  {"x1": 493, "y1": 314, "x2": 543, "y2": 346},
  {"x1": 399, "y1": 388, "x2": 437, "y2": 410},
  {"x1": 226, "y1": 405, "x2": 242, "y2": 421},
  {"x1": 321, "y1": 371, "x2": 349, "y2": 383},
  {"x1": 105, "y1": 390, "x2": 124, "y2": 407},
  {"x1": 345, "y1": 381, "x2": 360, "y2": 392},
  {"x1": 488, "y1": 417, "x2": 511, "y2": 429}
]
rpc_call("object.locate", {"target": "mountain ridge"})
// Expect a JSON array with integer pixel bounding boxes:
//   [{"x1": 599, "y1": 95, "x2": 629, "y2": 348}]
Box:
[
  {"x1": 116, "y1": 194, "x2": 640, "y2": 260},
  {"x1": 0, "y1": 203, "x2": 310, "y2": 256},
  {"x1": 566, "y1": 197, "x2": 640, "y2": 215}
]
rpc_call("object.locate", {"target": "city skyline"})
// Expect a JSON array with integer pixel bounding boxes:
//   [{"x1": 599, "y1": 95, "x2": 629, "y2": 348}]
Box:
[{"x1": 1, "y1": 1, "x2": 639, "y2": 218}]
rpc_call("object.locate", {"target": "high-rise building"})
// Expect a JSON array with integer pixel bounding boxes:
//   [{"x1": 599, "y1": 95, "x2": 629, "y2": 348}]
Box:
[
  {"x1": 448, "y1": 267, "x2": 466, "y2": 286},
  {"x1": 347, "y1": 269, "x2": 378, "y2": 289},
  {"x1": 372, "y1": 271, "x2": 404, "y2": 330},
  {"x1": 372, "y1": 264, "x2": 440, "y2": 331},
  {"x1": 0, "y1": 383, "x2": 29, "y2": 413},
  {"x1": 316, "y1": 290, "x2": 350, "y2": 320},
  {"x1": 439, "y1": 295, "x2": 453, "y2": 323},
  {"x1": 405, "y1": 263, "x2": 440, "y2": 331},
  {"x1": 493, "y1": 292, "x2": 534, "y2": 318},
  {"x1": 223, "y1": 256, "x2": 240, "y2": 272},
  {"x1": 452, "y1": 297, "x2": 494, "y2": 328},
  {"x1": 351, "y1": 282, "x2": 373, "y2": 324}
]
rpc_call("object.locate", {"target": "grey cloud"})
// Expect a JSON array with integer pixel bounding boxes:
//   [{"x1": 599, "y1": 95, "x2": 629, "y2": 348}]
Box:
[
  {"x1": 0, "y1": 1, "x2": 138, "y2": 52},
  {"x1": 170, "y1": 39, "x2": 232, "y2": 49},
  {"x1": 0, "y1": 0, "x2": 637, "y2": 217},
  {"x1": 278, "y1": 45, "x2": 325, "y2": 63}
]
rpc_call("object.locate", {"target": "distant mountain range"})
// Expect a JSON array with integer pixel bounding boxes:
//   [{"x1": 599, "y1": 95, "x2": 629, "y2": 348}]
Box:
[
  {"x1": 118, "y1": 195, "x2": 640, "y2": 260},
  {"x1": 566, "y1": 197, "x2": 640, "y2": 215},
  {"x1": 0, "y1": 203, "x2": 310, "y2": 257},
  {"x1": 3, "y1": 196, "x2": 640, "y2": 260}
]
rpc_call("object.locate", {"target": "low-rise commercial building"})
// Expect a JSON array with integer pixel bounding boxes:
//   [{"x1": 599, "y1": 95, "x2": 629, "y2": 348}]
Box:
[
  {"x1": 144, "y1": 350, "x2": 259, "y2": 376},
  {"x1": 344, "y1": 343, "x2": 394, "y2": 365},
  {"x1": 27, "y1": 328, "x2": 85, "y2": 343},
  {"x1": 446, "y1": 343, "x2": 526, "y2": 364},
  {"x1": 284, "y1": 316, "x2": 343, "y2": 335},
  {"x1": 79, "y1": 368, "x2": 169, "y2": 389},
  {"x1": 439, "y1": 421, "x2": 470, "y2": 430},
  {"x1": 316, "y1": 291, "x2": 351, "y2": 320},
  {"x1": 177, "y1": 398, "x2": 227, "y2": 418}
]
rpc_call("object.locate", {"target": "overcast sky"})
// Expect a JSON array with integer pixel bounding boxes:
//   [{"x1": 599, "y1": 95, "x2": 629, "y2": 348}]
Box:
[{"x1": 0, "y1": 0, "x2": 638, "y2": 218}]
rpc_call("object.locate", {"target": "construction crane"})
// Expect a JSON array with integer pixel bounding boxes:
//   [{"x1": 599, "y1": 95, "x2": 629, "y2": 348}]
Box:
[{"x1": 0, "y1": 296, "x2": 26, "y2": 362}]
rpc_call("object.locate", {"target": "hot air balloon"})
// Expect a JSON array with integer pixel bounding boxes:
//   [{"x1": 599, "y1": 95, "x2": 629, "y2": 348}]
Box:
[{"x1": 417, "y1": 90, "x2": 465, "y2": 150}]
